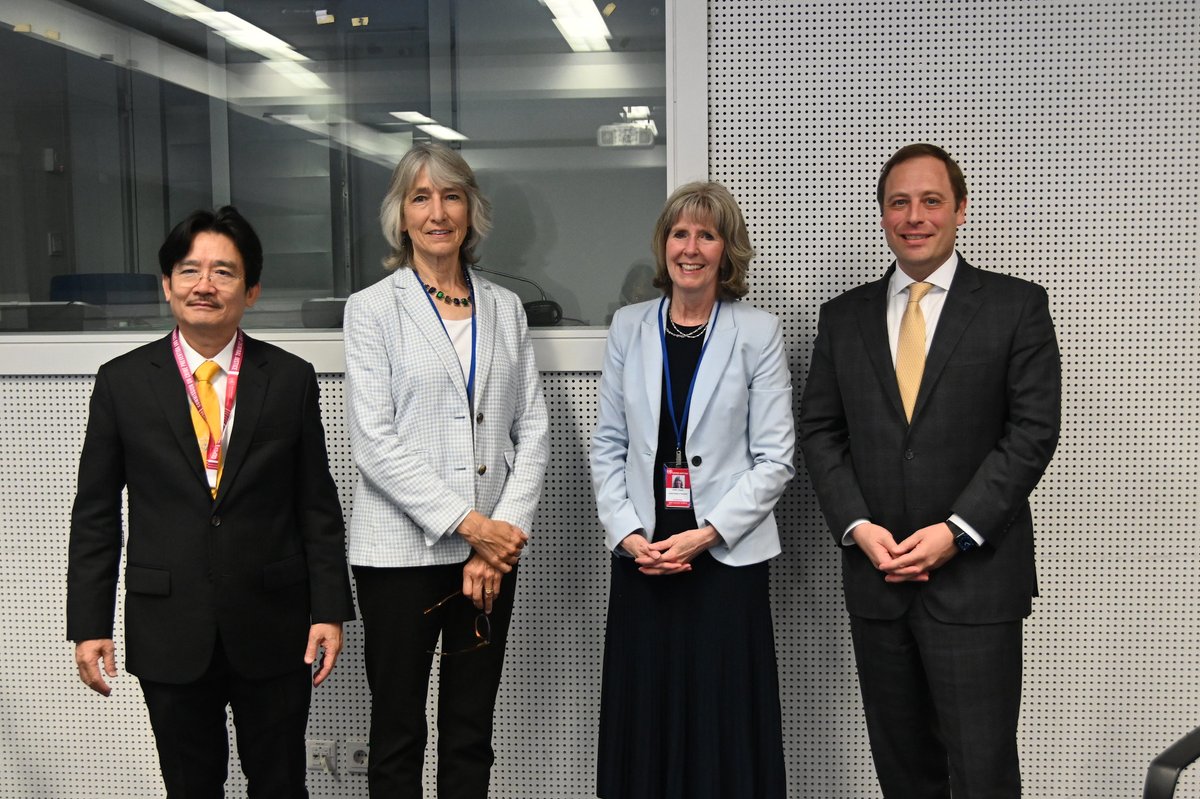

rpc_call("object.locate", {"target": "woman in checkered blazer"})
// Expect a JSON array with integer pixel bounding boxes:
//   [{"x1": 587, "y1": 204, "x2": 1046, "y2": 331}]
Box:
[{"x1": 343, "y1": 143, "x2": 549, "y2": 798}]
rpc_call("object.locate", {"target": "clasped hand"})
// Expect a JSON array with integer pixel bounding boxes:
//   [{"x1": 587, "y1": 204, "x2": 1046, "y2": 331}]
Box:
[
  {"x1": 463, "y1": 554, "x2": 504, "y2": 613},
  {"x1": 458, "y1": 510, "x2": 528, "y2": 573},
  {"x1": 852, "y1": 521, "x2": 958, "y2": 583},
  {"x1": 620, "y1": 525, "x2": 721, "y2": 576}
]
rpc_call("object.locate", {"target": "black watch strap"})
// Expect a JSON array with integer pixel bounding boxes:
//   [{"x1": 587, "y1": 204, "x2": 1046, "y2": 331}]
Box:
[{"x1": 946, "y1": 519, "x2": 978, "y2": 552}]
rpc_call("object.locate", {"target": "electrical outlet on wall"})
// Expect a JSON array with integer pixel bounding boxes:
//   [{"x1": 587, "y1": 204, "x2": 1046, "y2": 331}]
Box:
[{"x1": 343, "y1": 739, "x2": 369, "y2": 774}]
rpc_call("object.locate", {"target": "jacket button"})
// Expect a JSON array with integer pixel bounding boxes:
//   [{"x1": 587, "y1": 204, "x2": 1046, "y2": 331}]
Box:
[
  {"x1": 691, "y1": 456, "x2": 702, "y2": 467},
  {"x1": 476, "y1": 412, "x2": 484, "y2": 424},
  {"x1": 904, "y1": 449, "x2": 914, "y2": 461},
  {"x1": 210, "y1": 515, "x2": 222, "y2": 527},
  {"x1": 477, "y1": 464, "x2": 487, "y2": 475}
]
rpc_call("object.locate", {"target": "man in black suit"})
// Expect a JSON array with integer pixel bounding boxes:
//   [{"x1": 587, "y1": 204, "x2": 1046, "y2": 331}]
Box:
[
  {"x1": 68, "y1": 207, "x2": 355, "y2": 797},
  {"x1": 798, "y1": 144, "x2": 1061, "y2": 798}
]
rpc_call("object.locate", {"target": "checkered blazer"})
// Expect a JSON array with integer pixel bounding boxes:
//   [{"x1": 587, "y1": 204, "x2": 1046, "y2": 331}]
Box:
[{"x1": 344, "y1": 268, "x2": 549, "y2": 567}]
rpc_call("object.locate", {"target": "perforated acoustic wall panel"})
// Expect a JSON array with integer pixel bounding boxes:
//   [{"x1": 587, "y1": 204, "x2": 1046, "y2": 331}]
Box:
[{"x1": 2, "y1": 2, "x2": 1198, "y2": 797}]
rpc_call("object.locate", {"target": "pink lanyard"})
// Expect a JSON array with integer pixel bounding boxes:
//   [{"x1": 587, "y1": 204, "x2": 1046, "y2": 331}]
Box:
[{"x1": 171, "y1": 328, "x2": 244, "y2": 472}]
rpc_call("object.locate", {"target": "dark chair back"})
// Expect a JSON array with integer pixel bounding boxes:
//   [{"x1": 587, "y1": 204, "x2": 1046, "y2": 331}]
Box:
[{"x1": 49, "y1": 273, "x2": 160, "y2": 305}]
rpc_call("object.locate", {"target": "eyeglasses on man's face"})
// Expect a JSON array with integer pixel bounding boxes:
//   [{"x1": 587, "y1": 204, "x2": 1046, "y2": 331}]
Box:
[
  {"x1": 172, "y1": 264, "x2": 244, "y2": 288},
  {"x1": 423, "y1": 590, "x2": 491, "y2": 657}
]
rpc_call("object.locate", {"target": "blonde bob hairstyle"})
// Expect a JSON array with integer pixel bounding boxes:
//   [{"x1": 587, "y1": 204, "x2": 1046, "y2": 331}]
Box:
[
  {"x1": 651, "y1": 181, "x2": 753, "y2": 300},
  {"x1": 379, "y1": 142, "x2": 492, "y2": 271}
]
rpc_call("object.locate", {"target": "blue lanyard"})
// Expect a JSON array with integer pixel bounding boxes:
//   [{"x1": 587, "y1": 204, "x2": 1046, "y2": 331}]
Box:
[
  {"x1": 418, "y1": 270, "x2": 477, "y2": 410},
  {"x1": 657, "y1": 295, "x2": 721, "y2": 466}
]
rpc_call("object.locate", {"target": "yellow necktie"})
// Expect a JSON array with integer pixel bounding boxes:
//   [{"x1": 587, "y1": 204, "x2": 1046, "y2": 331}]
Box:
[
  {"x1": 190, "y1": 360, "x2": 223, "y2": 496},
  {"x1": 896, "y1": 282, "x2": 933, "y2": 422}
]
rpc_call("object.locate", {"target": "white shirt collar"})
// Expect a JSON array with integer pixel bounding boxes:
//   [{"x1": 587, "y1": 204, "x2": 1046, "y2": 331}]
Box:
[
  {"x1": 889, "y1": 252, "x2": 960, "y2": 298},
  {"x1": 177, "y1": 329, "x2": 238, "y2": 376}
]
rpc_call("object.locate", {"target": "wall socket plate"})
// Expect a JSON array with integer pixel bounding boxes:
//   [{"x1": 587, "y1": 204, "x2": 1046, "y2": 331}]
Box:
[
  {"x1": 305, "y1": 739, "x2": 337, "y2": 773},
  {"x1": 343, "y1": 738, "x2": 370, "y2": 774}
]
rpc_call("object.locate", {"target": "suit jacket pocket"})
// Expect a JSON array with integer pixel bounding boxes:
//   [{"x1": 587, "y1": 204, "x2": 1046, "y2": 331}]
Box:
[
  {"x1": 262, "y1": 553, "x2": 308, "y2": 591},
  {"x1": 126, "y1": 564, "x2": 171, "y2": 596}
]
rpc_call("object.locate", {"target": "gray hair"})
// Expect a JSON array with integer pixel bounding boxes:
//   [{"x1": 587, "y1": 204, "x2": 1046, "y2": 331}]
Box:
[{"x1": 379, "y1": 142, "x2": 492, "y2": 270}]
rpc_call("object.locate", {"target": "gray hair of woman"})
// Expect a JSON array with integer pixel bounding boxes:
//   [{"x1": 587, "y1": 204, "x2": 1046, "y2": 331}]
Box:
[
  {"x1": 650, "y1": 181, "x2": 753, "y2": 301},
  {"x1": 379, "y1": 142, "x2": 493, "y2": 271}
]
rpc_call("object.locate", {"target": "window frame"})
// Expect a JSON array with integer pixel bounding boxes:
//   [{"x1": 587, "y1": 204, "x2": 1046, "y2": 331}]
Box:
[{"x1": 0, "y1": 0, "x2": 707, "y2": 375}]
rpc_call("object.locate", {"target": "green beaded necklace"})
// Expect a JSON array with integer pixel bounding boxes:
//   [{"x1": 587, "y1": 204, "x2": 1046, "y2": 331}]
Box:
[{"x1": 424, "y1": 283, "x2": 472, "y2": 307}]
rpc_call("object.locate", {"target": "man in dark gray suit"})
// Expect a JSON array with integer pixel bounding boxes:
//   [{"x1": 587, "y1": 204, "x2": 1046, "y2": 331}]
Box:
[{"x1": 798, "y1": 143, "x2": 1061, "y2": 798}]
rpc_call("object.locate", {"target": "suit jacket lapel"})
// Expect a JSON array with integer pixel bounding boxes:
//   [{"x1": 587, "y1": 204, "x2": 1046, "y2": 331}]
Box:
[
  {"x1": 640, "y1": 305, "x2": 663, "y2": 425},
  {"x1": 471, "y1": 275, "x2": 496, "y2": 409},
  {"x1": 912, "y1": 258, "x2": 983, "y2": 420},
  {"x1": 686, "y1": 301, "x2": 736, "y2": 436},
  {"x1": 856, "y1": 270, "x2": 906, "y2": 421},
  {"x1": 214, "y1": 336, "x2": 266, "y2": 507},
  {"x1": 147, "y1": 335, "x2": 212, "y2": 493},
  {"x1": 395, "y1": 269, "x2": 470, "y2": 400}
]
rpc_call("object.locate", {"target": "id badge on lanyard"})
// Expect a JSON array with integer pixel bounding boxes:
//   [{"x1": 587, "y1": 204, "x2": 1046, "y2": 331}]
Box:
[
  {"x1": 663, "y1": 465, "x2": 692, "y2": 509},
  {"x1": 171, "y1": 328, "x2": 243, "y2": 486},
  {"x1": 657, "y1": 297, "x2": 720, "y2": 512}
]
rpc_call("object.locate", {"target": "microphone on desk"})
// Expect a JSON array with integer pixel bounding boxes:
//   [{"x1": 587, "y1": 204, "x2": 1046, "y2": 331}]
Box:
[{"x1": 473, "y1": 266, "x2": 563, "y2": 327}]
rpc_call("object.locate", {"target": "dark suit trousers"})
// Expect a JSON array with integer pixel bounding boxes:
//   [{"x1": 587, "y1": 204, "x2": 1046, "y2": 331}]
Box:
[
  {"x1": 138, "y1": 635, "x2": 312, "y2": 799},
  {"x1": 354, "y1": 562, "x2": 517, "y2": 799},
  {"x1": 849, "y1": 595, "x2": 1023, "y2": 799}
]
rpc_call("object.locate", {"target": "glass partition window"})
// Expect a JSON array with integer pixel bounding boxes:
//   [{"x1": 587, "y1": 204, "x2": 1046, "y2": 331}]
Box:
[{"x1": 0, "y1": 0, "x2": 668, "y2": 331}]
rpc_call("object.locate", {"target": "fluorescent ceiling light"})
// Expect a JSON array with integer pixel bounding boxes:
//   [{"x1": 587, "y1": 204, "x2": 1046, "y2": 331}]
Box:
[
  {"x1": 264, "y1": 116, "x2": 413, "y2": 167},
  {"x1": 265, "y1": 113, "x2": 328, "y2": 134},
  {"x1": 390, "y1": 111, "x2": 437, "y2": 124},
  {"x1": 263, "y1": 60, "x2": 330, "y2": 90},
  {"x1": 141, "y1": 2, "x2": 308, "y2": 63},
  {"x1": 140, "y1": 0, "x2": 210, "y2": 17},
  {"x1": 417, "y1": 124, "x2": 468, "y2": 141},
  {"x1": 621, "y1": 105, "x2": 652, "y2": 120},
  {"x1": 540, "y1": 0, "x2": 612, "y2": 52},
  {"x1": 552, "y1": 19, "x2": 609, "y2": 53},
  {"x1": 189, "y1": 10, "x2": 308, "y2": 62}
]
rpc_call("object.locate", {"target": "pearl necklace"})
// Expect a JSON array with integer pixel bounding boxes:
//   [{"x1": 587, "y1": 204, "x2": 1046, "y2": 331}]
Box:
[{"x1": 666, "y1": 306, "x2": 708, "y2": 339}]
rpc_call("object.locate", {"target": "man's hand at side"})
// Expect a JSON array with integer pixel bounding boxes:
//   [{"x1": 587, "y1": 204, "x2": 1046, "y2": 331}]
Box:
[
  {"x1": 75, "y1": 639, "x2": 116, "y2": 697},
  {"x1": 305, "y1": 623, "x2": 344, "y2": 687}
]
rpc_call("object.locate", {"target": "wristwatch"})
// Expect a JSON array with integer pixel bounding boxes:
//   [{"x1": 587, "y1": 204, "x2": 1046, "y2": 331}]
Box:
[{"x1": 946, "y1": 519, "x2": 978, "y2": 552}]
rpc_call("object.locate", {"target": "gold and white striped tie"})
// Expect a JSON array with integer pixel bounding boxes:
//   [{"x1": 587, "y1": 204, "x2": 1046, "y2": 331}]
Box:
[{"x1": 896, "y1": 282, "x2": 933, "y2": 422}]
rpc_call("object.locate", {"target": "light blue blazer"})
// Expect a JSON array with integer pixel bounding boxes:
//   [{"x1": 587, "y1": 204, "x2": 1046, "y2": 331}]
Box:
[
  {"x1": 344, "y1": 268, "x2": 549, "y2": 568},
  {"x1": 590, "y1": 298, "x2": 795, "y2": 567}
]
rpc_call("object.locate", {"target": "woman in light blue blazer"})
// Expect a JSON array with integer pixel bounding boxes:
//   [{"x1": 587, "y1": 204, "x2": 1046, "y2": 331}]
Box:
[
  {"x1": 344, "y1": 143, "x2": 549, "y2": 798},
  {"x1": 590, "y1": 182, "x2": 794, "y2": 799}
]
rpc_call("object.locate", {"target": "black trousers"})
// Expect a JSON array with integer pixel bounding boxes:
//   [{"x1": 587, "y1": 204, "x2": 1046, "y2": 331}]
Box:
[
  {"x1": 138, "y1": 636, "x2": 312, "y2": 799},
  {"x1": 850, "y1": 594, "x2": 1024, "y2": 799},
  {"x1": 354, "y1": 561, "x2": 517, "y2": 799}
]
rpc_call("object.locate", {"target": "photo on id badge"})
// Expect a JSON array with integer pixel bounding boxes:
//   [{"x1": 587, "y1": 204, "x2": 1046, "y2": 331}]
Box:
[{"x1": 663, "y1": 465, "x2": 691, "y2": 509}]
